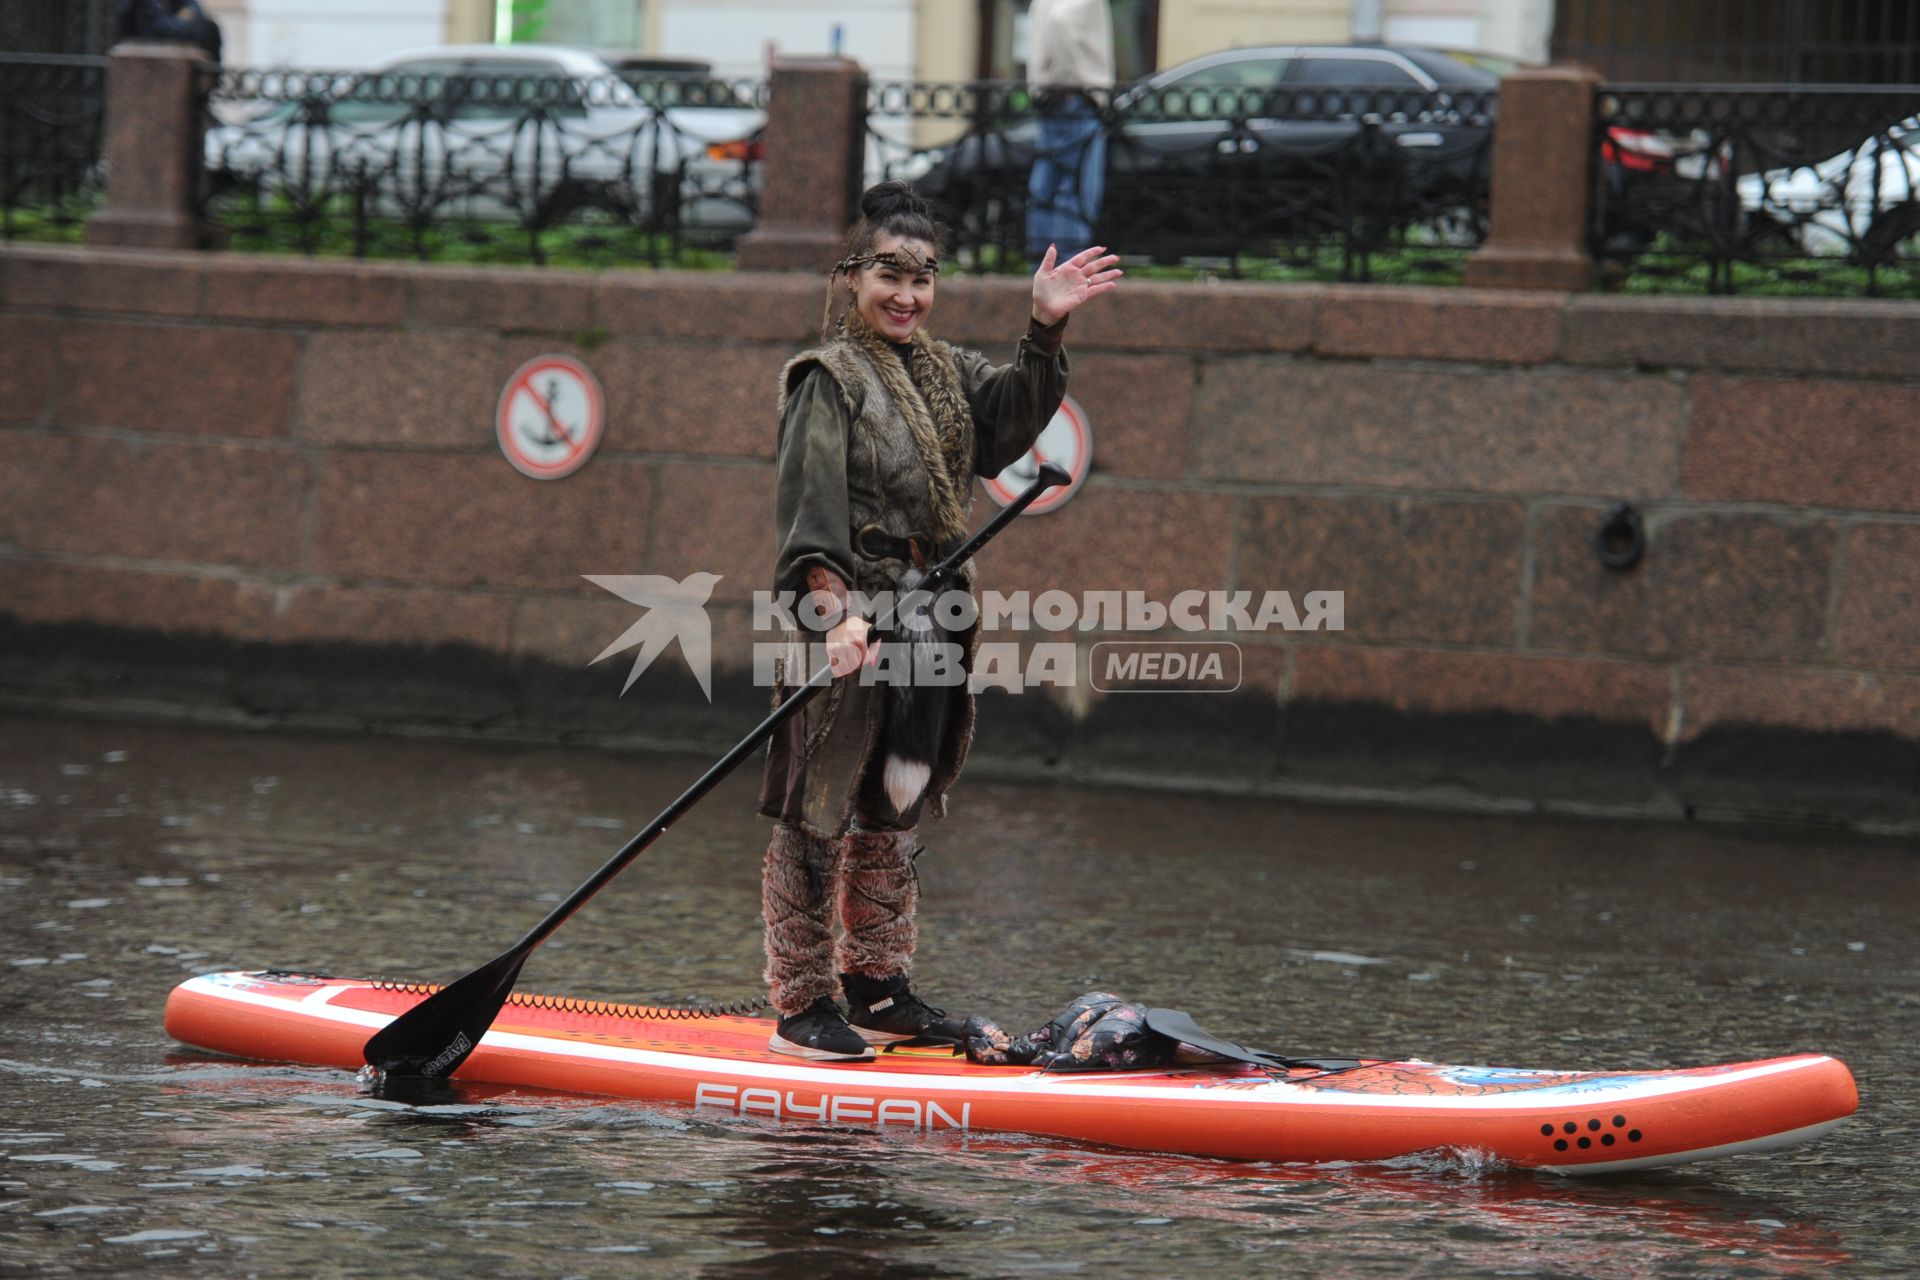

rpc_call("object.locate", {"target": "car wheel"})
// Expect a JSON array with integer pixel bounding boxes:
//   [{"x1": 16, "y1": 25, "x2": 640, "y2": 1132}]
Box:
[{"x1": 1412, "y1": 203, "x2": 1486, "y2": 248}]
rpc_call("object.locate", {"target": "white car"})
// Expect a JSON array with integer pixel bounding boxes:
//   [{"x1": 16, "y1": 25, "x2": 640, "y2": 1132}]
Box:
[
  {"x1": 1736, "y1": 115, "x2": 1920, "y2": 258},
  {"x1": 205, "y1": 44, "x2": 764, "y2": 240}
]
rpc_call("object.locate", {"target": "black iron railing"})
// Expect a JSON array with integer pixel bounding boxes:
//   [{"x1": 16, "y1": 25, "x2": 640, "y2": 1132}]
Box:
[
  {"x1": 867, "y1": 80, "x2": 1497, "y2": 283},
  {"x1": 1594, "y1": 84, "x2": 1920, "y2": 296},
  {"x1": 200, "y1": 67, "x2": 767, "y2": 266},
  {"x1": 0, "y1": 53, "x2": 106, "y2": 243},
  {"x1": 0, "y1": 0, "x2": 119, "y2": 59},
  {"x1": 1555, "y1": 0, "x2": 1920, "y2": 85}
]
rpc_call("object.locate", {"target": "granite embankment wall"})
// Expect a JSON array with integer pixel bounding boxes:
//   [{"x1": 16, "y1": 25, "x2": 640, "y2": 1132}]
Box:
[{"x1": 3, "y1": 243, "x2": 1918, "y2": 830}]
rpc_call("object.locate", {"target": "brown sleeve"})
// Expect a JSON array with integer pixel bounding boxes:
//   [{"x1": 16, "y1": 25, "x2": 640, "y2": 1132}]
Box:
[
  {"x1": 773, "y1": 365, "x2": 858, "y2": 608},
  {"x1": 961, "y1": 316, "x2": 1071, "y2": 479}
]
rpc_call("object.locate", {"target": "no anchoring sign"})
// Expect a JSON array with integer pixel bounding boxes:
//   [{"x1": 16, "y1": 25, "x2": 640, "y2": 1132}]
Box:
[
  {"x1": 497, "y1": 355, "x2": 605, "y2": 480},
  {"x1": 982, "y1": 393, "x2": 1090, "y2": 514}
]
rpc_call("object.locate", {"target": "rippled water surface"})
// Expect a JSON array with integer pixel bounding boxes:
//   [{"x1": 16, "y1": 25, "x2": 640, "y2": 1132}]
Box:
[{"x1": 1, "y1": 713, "x2": 1915, "y2": 1277}]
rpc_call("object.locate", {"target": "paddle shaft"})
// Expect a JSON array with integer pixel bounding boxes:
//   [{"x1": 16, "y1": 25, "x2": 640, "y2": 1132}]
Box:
[
  {"x1": 506, "y1": 461, "x2": 1069, "y2": 956},
  {"x1": 365, "y1": 462, "x2": 1070, "y2": 1074}
]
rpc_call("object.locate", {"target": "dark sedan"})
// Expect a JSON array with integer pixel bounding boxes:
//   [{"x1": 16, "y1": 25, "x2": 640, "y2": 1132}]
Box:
[{"x1": 912, "y1": 45, "x2": 1499, "y2": 264}]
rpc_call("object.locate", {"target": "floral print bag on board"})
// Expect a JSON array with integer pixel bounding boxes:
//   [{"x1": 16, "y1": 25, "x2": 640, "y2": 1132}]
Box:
[{"x1": 964, "y1": 991, "x2": 1215, "y2": 1071}]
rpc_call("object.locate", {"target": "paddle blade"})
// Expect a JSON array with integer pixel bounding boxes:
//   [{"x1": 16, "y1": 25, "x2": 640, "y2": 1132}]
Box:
[{"x1": 362, "y1": 950, "x2": 528, "y2": 1078}]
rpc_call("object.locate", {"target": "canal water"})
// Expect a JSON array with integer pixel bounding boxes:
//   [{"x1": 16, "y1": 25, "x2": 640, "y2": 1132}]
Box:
[{"x1": 1, "y1": 713, "x2": 1914, "y2": 1277}]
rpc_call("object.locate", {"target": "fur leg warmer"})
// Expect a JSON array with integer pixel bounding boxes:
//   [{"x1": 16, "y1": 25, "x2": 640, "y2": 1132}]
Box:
[
  {"x1": 761, "y1": 823, "x2": 839, "y2": 1016},
  {"x1": 835, "y1": 827, "x2": 919, "y2": 979}
]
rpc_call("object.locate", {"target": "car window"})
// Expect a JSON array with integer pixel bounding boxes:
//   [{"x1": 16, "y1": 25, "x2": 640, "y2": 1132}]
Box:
[
  {"x1": 1144, "y1": 57, "x2": 1290, "y2": 115},
  {"x1": 1399, "y1": 49, "x2": 1501, "y2": 88},
  {"x1": 1164, "y1": 58, "x2": 1291, "y2": 90},
  {"x1": 460, "y1": 58, "x2": 567, "y2": 78},
  {"x1": 453, "y1": 58, "x2": 585, "y2": 119},
  {"x1": 329, "y1": 59, "x2": 464, "y2": 125},
  {"x1": 1286, "y1": 57, "x2": 1420, "y2": 87}
]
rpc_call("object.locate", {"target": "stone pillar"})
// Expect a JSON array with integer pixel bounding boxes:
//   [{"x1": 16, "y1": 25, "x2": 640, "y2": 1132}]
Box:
[
  {"x1": 735, "y1": 56, "x2": 867, "y2": 273},
  {"x1": 1462, "y1": 66, "x2": 1600, "y2": 292},
  {"x1": 86, "y1": 42, "x2": 207, "y2": 251}
]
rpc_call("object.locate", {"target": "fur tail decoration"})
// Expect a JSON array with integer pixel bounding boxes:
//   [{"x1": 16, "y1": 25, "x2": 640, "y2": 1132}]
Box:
[
  {"x1": 882, "y1": 566, "x2": 952, "y2": 816},
  {"x1": 883, "y1": 755, "x2": 933, "y2": 819}
]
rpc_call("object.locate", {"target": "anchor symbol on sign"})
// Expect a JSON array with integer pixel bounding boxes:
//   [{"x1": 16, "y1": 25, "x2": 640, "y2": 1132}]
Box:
[
  {"x1": 498, "y1": 355, "x2": 604, "y2": 480},
  {"x1": 523, "y1": 376, "x2": 576, "y2": 449}
]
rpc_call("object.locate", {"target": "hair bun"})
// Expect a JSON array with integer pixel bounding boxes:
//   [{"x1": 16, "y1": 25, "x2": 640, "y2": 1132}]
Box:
[{"x1": 860, "y1": 180, "x2": 931, "y2": 223}]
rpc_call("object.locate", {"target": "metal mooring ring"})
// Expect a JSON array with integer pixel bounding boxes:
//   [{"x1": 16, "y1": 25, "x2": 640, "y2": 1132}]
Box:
[{"x1": 1595, "y1": 502, "x2": 1646, "y2": 571}]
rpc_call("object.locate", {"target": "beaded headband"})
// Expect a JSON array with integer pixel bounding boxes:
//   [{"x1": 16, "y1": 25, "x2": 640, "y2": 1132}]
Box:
[{"x1": 831, "y1": 244, "x2": 941, "y2": 278}]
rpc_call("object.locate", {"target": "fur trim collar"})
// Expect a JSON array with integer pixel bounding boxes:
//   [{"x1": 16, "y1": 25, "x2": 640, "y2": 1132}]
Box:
[{"x1": 835, "y1": 311, "x2": 975, "y2": 552}]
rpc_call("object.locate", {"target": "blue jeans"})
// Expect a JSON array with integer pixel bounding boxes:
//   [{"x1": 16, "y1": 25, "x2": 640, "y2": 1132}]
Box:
[{"x1": 1027, "y1": 95, "x2": 1106, "y2": 259}]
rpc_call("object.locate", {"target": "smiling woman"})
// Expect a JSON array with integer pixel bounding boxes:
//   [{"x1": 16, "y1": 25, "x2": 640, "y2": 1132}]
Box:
[
  {"x1": 756, "y1": 179, "x2": 1122, "y2": 1061},
  {"x1": 849, "y1": 232, "x2": 940, "y2": 342}
]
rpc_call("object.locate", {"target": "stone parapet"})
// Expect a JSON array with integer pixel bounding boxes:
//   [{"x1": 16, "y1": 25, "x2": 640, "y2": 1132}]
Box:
[
  {"x1": 85, "y1": 44, "x2": 208, "y2": 251},
  {"x1": 1563, "y1": 295, "x2": 1920, "y2": 378},
  {"x1": 734, "y1": 57, "x2": 867, "y2": 273},
  {"x1": 1463, "y1": 67, "x2": 1602, "y2": 292},
  {"x1": 4, "y1": 244, "x2": 1918, "y2": 829}
]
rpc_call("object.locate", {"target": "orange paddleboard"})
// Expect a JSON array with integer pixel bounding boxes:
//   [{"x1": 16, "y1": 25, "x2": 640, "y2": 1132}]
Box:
[{"x1": 165, "y1": 971, "x2": 1857, "y2": 1175}]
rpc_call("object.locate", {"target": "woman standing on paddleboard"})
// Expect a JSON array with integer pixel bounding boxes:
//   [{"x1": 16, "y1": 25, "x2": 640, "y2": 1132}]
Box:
[{"x1": 757, "y1": 181, "x2": 1122, "y2": 1060}]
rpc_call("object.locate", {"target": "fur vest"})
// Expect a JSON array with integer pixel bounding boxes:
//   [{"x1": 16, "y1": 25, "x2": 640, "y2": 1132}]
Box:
[
  {"x1": 776, "y1": 321, "x2": 977, "y2": 595},
  {"x1": 769, "y1": 320, "x2": 985, "y2": 837}
]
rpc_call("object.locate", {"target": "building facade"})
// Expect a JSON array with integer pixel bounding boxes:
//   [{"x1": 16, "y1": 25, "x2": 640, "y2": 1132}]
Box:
[
  {"x1": 1552, "y1": 0, "x2": 1920, "y2": 83},
  {"x1": 17, "y1": 0, "x2": 1553, "y2": 76},
  {"x1": 21, "y1": 0, "x2": 1920, "y2": 85}
]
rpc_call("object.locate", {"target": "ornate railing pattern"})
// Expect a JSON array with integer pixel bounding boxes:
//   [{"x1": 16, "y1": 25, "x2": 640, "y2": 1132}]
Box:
[
  {"x1": 11, "y1": 52, "x2": 1918, "y2": 298},
  {"x1": 200, "y1": 67, "x2": 767, "y2": 266},
  {"x1": 0, "y1": 53, "x2": 106, "y2": 242},
  {"x1": 867, "y1": 80, "x2": 1497, "y2": 282},
  {"x1": 1594, "y1": 84, "x2": 1920, "y2": 296}
]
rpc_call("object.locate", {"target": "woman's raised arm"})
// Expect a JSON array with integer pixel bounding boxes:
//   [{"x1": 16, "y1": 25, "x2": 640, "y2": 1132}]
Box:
[{"x1": 1030, "y1": 243, "x2": 1124, "y2": 326}]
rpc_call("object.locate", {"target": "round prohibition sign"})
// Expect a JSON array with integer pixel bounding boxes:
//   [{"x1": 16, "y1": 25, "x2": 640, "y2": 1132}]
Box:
[
  {"x1": 983, "y1": 393, "x2": 1091, "y2": 514},
  {"x1": 497, "y1": 354, "x2": 605, "y2": 480}
]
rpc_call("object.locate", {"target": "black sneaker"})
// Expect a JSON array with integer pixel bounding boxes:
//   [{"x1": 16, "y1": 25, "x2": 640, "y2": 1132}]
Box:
[
  {"x1": 842, "y1": 973, "x2": 968, "y2": 1045},
  {"x1": 769, "y1": 997, "x2": 875, "y2": 1061}
]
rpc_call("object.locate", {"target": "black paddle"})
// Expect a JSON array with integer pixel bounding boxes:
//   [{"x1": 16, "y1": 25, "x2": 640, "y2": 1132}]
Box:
[{"x1": 364, "y1": 461, "x2": 1073, "y2": 1077}]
